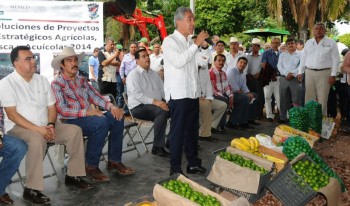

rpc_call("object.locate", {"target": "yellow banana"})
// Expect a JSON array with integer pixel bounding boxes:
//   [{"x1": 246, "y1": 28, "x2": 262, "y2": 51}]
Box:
[
  {"x1": 239, "y1": 137, "x2": 251, "y2": 147},
  {"x1": 248, "y1": 138, "x2": 256, "y2": 150},
  {"x1": 249, "y1": 137, "x2": 260, "y2": 149},
  {"x1": 232, "y1": 141, "x2": 250, "y2": 151},
  {"x1": 231, "y1": 138, "x2": 241, "y2": 147}
]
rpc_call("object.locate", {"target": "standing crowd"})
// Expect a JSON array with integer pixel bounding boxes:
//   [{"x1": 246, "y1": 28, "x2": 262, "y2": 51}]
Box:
[{"x1": 1, "y1": 6, "x2": 350, "y2": 205}]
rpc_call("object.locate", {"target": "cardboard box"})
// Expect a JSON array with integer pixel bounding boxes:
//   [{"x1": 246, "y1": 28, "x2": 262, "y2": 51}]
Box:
[{"x1": 153, "y1": 174, "x2": 249, "y2": 206}]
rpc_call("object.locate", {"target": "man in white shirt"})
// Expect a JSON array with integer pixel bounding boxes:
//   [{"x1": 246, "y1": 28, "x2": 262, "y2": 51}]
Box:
[
  {"x1": 0, "y1": 46, "x2": 92, "y2": 204},
  {"x1": 225, "y1": 37, "x2": 247, "y2": 71},
  {"x1": 149, "y1": 43, "x2": 163, "y2": 72},
  {"x1": 162, "y1": 6, "x2": 209, "y2": 176},
  {"x1": 212, "y1": 40, "x2": 228, "y2": 63},
  {"x1": 277, "y1": 38, "x2": 302, "y2": 122},
  {"x1": 297, "y1": 22, "x2": 340, "y2": 115},
  {"x1": 247, "y1": 38, "x2": 264, "y2": 119},
  {"x1": 126, "y1": 49, "x2": 169, "y2": 157}
]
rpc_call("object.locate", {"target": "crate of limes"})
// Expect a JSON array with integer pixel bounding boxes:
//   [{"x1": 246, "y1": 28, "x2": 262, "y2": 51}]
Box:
[
  {"x1": 154, "y1": 174, "x2": 240, "y2": 206},
  {"x1": 267, "y1": 153, "x2": 330, "y2": 206},
  {"x1": 206, "y1": 147, "x2": 274, "y2": 203}
]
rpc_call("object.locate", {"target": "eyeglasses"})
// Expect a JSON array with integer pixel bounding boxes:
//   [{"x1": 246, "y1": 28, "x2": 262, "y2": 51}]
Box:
[{"x1": 24, "y1": 56, "x2": 38, "y2": 62}]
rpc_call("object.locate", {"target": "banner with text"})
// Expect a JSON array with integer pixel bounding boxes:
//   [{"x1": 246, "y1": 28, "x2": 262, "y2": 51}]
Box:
[{"x1": 0, "y1": 1, "x2": 103, "y2": 80}]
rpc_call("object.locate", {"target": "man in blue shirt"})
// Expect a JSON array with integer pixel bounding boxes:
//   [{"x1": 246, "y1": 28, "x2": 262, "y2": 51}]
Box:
[
  {"x1": 88, "y1": 47, "x2": 99, "y2": 91},
  {"x1": 277, "y1": 38, "x2": 302, "y2": 122},
  {"x1": 226, "y1": 57, "x2": 258, "y2": 129}
]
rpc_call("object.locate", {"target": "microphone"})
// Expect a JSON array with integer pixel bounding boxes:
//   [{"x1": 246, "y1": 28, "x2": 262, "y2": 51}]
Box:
[
  {"x1": 194, "y1": 28, "x2": 213, "y2": 45},
  {"x1": 205, "y1": 38, "x2": 214, "y2": 45}
]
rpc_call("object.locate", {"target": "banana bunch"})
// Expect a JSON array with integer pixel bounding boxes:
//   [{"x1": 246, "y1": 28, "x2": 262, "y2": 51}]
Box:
[
  {"x1": 278, "y1": 124, "x2": 295, "y2": 134},
  {"x1": 231, "y1": 137, "x2": 260, "y2": 153}
]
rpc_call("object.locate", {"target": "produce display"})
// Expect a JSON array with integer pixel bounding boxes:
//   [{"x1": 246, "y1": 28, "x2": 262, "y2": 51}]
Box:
[
  {"x1": 161, "y1": 179, "x2": 221, "y2": 206},
  {"x1": 292, "y1": 159, "x2": 330, "y2": 191},
  {"x1": 288, "y1": 106, "x2": 309, "y2": 132},
  {"x1": 231, "y1": 137, "x2": 285, "y2": 165},
  {"x1": 283, "y1": 136, "x2": 345, "y2": 192},
  {"x1": 219, "y1": 151, "x2": 268, "y2": 174},
  {"x1": 305, "y1": 100, "x2": 322, "y2": 134}
]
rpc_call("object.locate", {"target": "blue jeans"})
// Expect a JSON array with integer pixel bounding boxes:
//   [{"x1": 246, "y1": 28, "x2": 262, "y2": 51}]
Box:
[
  {"x1": 0, "y1": 135, "x2": 27, "y2": 195},
  {"x1": 65, "y1": 112, "x2": 124, "y2": 167}
]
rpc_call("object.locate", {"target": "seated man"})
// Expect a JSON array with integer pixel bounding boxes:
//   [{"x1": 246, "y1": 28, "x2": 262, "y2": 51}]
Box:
[
  {"x1": 209, "y1": 54, "x2": 233, "y2": 132},
  {"x1": 0, "y1": 107, "x2": 27, "y2": 205},
  {"x1": 126, "y1": 49, "x2": 169, "y2": 157},
  {"x1": 226, "y1": 57, "x2": 258, "y2": 129},
  {"x1": 197, "y1": 41, "x2": 227, "y2": 139},
  {"x1": 51, "y1": 47, "x2": 134, "y2": 182},
  {"x1": 0, "y1": 46, "x2": 92, "y2": 205}
]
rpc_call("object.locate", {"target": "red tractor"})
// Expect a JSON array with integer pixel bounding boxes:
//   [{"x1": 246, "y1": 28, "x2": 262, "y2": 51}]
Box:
[{"x1": 103, "y1": 0, "x2": 168, "y2": 42}]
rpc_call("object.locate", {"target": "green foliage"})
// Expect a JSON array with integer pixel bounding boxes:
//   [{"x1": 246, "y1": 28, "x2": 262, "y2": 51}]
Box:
[
  {"x1": 194, "y1": 0, "x2": 276, "y2": 35},
  {"x1": 339, "y1": 33, "x2": 350, "y2": 48}
]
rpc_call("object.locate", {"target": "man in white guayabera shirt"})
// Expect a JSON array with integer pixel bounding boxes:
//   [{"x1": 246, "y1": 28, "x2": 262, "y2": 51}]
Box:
[{"x1": 162, "y1": 6, "x2": 209, "y2": 176}]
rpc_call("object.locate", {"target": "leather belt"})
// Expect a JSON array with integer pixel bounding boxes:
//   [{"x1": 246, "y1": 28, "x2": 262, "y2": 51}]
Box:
[{"x1": 306, "y1": 67, "x2": 330, "y2": 71}]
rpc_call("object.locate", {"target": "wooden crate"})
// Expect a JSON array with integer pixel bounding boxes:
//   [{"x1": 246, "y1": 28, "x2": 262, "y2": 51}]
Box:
[{"x1": 258, "y1": 145, "x2": 288, "y2": 172}]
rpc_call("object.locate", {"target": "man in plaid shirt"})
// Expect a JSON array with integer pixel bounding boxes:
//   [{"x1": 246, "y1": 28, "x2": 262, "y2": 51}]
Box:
[
  {"x1": 0, "y1": 107, "x2": 27, "y2": 204},
  {"x1": 51, "y1": 47, "x2": 134, "y2": 182}
]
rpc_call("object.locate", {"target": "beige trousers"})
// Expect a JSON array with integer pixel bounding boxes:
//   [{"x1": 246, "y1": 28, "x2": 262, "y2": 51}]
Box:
[
  {"x1": 199, "y1": 99, "x2": 212, "y2": 137},
  {"x1": 8, "y1": 122, "x2": 86, "y2": 190},
  {"x1": 305, "y1": 69, "x2": 332, "y2": 115},
  {"x1": 211, "y1": 99, "x2": 227, "y2": 129},
  {"x1": 199, "y1": 99, "x2": 227, "y2": 137}
]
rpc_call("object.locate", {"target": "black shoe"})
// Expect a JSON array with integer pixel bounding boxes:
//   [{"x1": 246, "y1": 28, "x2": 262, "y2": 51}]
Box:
[
  {"x1": 266, "y1": 118, "x2": 273, "y2": 122},
  {"x1": 248, "y1": 120, "x2": 260, "y2": 125},
  {"x1": 277, "y1": 119, "x2": 288, "y2": 124},
  {"x1": 23, "y1": 187, "x2": 50, "y2": 204},
  {"x1": 211, "y1": 127, "x2": 223, "y2": 134},
  {"x1": 186, "y1": 166, "x2": 207, "y2": 174},
  {"x1": 225, "y1": 121, "x2": 235, "y2": 129},
  {"x1": 65, "y1": 175, "x2": 93, "y2": 190},
  {"x1": 199, "y1": 136, "x2": 218, "y2": 142},
  {"x1": 170, "y1": 169, "x2": 187, "y2": 178},
  {"x1": 218, "y1": 126, "x2": 227, "y2": 133},
  {"x1": 152, "y1": 147, "x2": 170, "y2": 157}
]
